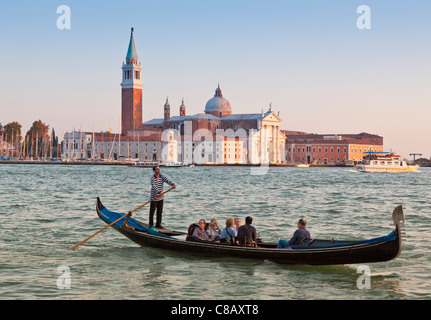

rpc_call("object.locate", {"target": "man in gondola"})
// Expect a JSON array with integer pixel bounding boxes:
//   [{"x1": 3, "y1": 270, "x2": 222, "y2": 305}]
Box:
[
  {"x1": 236, "y1": 216, "x2": 257, "y2": 245},
  {"x1": 148, "y1": 166, "x2": 176, "y2": 228},
  {"x1": 277, "y1": 218, "x2": 311, "y2": 248}
]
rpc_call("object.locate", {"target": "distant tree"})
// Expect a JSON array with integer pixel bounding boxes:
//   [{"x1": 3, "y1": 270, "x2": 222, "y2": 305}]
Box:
[
  {"x1": 27, "y1": 120, "x2": 49, "y2": 139},
  {"x1": 3, "y1": 121, "x2": 22, "y2": 142},
  {"x1": 26, "y1": 120, "x2": 50, "y2": 158},
  {"x1": 50, "y1": 128, "x2": 61, "y2": 158}
]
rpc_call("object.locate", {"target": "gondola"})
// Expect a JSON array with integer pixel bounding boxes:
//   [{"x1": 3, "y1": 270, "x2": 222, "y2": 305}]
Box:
[{"x1": 96, "y1": 197, "x2": 404, "y2": 265}]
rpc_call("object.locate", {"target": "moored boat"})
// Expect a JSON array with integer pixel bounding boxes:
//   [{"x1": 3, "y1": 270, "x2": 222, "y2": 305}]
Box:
[
  {"x1": 131, "y1": 161, "x2": 160, "y2": 167},
  {"x1": 159, "y1": 161, "x2": 194, "y2": 168},
  {"x1": 95, "y1": 198, "x2": 404, "y2": 265},
  {"x1": 357, "y1": 152, "x2": 419, "y2": 173},
  {"x1": 296, "y1": 164, "x2": 310, "y2": 168}
]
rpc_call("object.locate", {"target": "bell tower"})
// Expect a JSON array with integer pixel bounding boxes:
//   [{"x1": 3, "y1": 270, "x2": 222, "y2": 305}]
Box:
[
  {"x1": 121, "y1": 28, "x2": 143, "y2": 136},
  {"x1": 164, "y1": 97, "x2": 170, "y2": 121},
  {"x1": 179, "y1": 99, "x2": 186, "y2": 117}
]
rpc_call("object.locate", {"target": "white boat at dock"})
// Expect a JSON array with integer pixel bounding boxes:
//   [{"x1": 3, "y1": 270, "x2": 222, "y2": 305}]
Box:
[
  {"x1": 132, "y1": 161, "x2": 160, "y2": 167},
  {"x1": 296, "y1": 164, "x2": 310, "y2": 168},
  {"x1": 159, "y1": 161, "x2": 194, "y2": 168},
  {"x1": 131, "y1": 161, "x2": 194, "y2": 168},
  {"x1": 356, "y1": 152, "x2": 419, "y2": 173}
]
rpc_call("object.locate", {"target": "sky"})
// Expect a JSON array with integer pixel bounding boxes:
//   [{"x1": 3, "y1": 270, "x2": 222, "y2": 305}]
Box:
[{"x1": 0, "y1": 0, "x2": 430, "y2": 159}]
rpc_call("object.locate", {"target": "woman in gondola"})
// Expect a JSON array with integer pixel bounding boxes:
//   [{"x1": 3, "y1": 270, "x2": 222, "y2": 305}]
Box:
[{"x1": 220, "y1": 218, "x2": 236, "y2": 245}]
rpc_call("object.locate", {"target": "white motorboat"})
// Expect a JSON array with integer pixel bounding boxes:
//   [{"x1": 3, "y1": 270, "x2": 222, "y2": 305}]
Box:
[{"x1": 356, "y1": 152, "x2": 419, "y2": 173}]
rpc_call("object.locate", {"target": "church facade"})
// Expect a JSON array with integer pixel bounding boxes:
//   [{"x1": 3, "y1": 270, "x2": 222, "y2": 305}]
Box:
[{"x1": 137, "y1": 85, "x2": 286, "y2": 164}]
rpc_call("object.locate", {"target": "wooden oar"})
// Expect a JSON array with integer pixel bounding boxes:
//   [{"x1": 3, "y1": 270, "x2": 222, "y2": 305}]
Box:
[{"x1": 68, "y1": 187, "x2": 175, "y2": 250}]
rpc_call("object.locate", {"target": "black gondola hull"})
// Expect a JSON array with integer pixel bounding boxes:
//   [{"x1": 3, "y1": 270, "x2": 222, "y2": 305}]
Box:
[{"x1": 96, "y1": 198, "x2": 402, "y2": 265}]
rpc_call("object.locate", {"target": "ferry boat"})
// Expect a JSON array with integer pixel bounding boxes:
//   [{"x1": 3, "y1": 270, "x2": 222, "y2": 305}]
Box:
[{"x1": 356, "y1": 152, "x2": 419, "y2": 173}]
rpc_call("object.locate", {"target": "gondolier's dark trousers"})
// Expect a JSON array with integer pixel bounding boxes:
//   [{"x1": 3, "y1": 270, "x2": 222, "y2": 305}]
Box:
[{"x1": 149, "y1": 199, "x2": 163, "y2": 227}]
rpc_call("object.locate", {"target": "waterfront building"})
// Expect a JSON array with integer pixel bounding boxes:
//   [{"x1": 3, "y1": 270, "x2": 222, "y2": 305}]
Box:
[
  {"x1": 283, "y1": 131, "x2": 383, "y2": 165},
  {"x1": 0, "y1": 141, "x2": 15, "y2": 158},
  {"x1": 182, "y1": 135, "x2": 247, "y2": 164},
  {"x1": 62, "y1": 130, "x2": 166, "y2": 162},
  {"x1": 93, "y1": 133, "x2": 162, "y2": 161},
  {"x1": 62, "y1": 131, "x2": 91, "y2": 160},
  {"x1": 415, "y1": 158, "x2": 431, "y2": 167}
]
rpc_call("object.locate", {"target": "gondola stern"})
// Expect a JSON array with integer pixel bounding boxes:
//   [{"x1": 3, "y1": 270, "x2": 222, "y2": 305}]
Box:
[
  {"x1": 390, "y1": 205, "x2": 405, "y2": 260},
  {"x1": 392, "y1": 205, "x2": 405, "y2": 227},
  {"x1": 96, "y1": 197, "x2": 106, "y2": 213}
]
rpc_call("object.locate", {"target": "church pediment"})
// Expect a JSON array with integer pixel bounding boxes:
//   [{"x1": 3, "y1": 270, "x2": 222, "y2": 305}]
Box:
[{"x1": 262, "y1": 110, "x2": 282, "y2": 122}]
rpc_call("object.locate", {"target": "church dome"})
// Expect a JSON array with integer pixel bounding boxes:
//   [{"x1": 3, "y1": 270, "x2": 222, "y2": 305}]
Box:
[{"x1": 205, "y1": 85, "x2": 232, "y2": 117}]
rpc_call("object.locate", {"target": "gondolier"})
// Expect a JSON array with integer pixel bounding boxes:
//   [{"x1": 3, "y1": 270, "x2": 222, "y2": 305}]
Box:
[{"x1": 149, "y1": 166, "x2": 176, "y2": 228}]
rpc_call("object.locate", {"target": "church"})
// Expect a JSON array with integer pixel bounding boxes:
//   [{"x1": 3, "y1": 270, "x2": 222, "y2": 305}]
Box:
[
  {"x1": 121, "y1": 28, "x2": 287, "y2": 164},
  {"x1": 61, "y1": 28, "x2": 383, "y2": 165}
]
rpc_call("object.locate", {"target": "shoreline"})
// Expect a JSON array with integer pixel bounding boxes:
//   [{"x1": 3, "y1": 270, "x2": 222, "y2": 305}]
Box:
[{"x1": 0, "y1": 160, "x2": 348, "y2": 168}]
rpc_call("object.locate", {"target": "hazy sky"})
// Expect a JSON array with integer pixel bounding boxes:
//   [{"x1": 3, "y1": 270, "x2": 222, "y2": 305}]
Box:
[{"x1": 0, "y1": 0, "x2": 430, "y2": 158}]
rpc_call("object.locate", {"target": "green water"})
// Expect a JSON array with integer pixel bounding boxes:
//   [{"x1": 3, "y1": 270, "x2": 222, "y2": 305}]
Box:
[{"x1": 0, "y1": 164, "x2": 430, "y2": 299}]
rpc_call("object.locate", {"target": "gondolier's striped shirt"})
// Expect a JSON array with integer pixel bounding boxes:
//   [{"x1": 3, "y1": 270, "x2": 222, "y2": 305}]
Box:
[{"x1": 150, "y1": 174, "x2": 174, "y2": 201}]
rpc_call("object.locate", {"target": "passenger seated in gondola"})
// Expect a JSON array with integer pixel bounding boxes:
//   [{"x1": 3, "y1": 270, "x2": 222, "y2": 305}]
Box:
[
  {"x1": 220, "y1": 218, "x2": 236, "y2": 244},
  {"x1": 192, "y1": 219, "x2": 210, "y2": 241},
  {"x1": 277, "y1": 218, "x2": 311, "y2": 248},
  {"x1": 233, "y1": 217, "x2": 241, "y2": 236},
  {"x1": 206, "y1": 218, "x2": 221, "y2": 241},
  {"x1": 236, "y1": 216, "x2": 257, "y2": 246}
]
